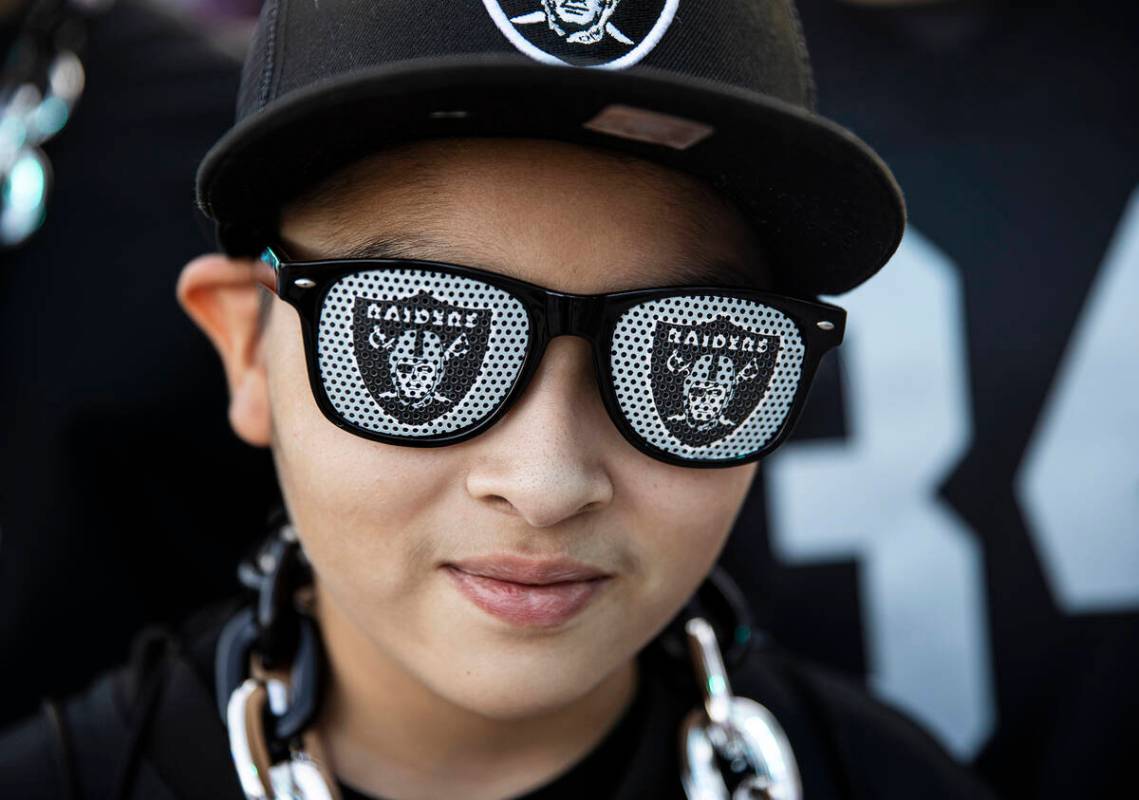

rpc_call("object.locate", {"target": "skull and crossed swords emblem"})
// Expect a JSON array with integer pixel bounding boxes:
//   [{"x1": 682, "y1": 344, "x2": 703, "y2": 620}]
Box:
[
  {"x1": 510, "y1": 0, "x2": 631, "y2": 46},
  {"x1": 650, "y1": 315, "x2": 781, "y2": 448},
  {"x1": 352, "y1": 293, "x2": 491, "y2": 426}
]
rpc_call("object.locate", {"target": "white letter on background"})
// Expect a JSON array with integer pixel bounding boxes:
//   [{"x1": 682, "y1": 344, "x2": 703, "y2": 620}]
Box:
[
  {"x1": 1018, "y1": 188, "x2": 1139, "y2": 612},
  {"x1": 766, "y1": 229, "x2": 994, "y2": 758}
]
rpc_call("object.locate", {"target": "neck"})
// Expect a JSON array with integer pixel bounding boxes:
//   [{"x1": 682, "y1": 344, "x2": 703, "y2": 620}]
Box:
[{"x1": 312, "y1": 583, "x2": 638, "y2": 800}]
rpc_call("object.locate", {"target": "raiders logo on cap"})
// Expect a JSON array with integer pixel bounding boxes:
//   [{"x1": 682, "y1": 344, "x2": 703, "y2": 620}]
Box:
[
  {"x1": 483, "y1": 0, "x2": 679, "y2": 68},
  {"x1": 352, "y1": 293, "x2": 492, "y2": 425},
  {"x1": 651, "y1": 315, "x2": 781, "y2": 447}
]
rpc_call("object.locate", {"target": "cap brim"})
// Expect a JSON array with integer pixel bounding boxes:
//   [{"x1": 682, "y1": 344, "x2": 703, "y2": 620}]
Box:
[{"x1": 197, "y1": 54, "x2": 904, "y2": 296}]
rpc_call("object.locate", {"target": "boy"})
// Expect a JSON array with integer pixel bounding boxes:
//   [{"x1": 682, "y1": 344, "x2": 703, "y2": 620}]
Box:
[{"x1": 0, "y1": 0, "x2": 996, "y2": 797}]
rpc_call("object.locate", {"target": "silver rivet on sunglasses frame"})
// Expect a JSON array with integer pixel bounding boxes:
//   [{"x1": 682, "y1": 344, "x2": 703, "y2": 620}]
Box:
[
  {"x1": 817, "y1": 320, "x2": 836, "y2": 331},
  {"x1": 294, "y1": 278, "x2": 316, "y2": 289}
]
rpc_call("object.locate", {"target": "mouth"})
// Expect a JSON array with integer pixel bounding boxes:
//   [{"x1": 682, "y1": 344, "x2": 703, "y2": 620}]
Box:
[{"x1": 443, "y1": 555, "x2": 613, "y2": 629}]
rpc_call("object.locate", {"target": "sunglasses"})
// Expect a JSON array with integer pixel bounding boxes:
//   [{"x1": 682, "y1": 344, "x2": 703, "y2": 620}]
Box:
[{"x1": 256, "y1": 245, "x2": 845, "y2": 468}]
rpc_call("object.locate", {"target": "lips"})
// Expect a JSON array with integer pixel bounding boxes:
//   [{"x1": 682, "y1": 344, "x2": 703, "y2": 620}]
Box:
[{"x1": 444, "y1": 556, "x2": 612, "y2": 628}]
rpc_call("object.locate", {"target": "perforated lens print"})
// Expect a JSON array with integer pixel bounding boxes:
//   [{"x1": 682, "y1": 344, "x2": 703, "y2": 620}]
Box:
[
  {"x1": 317, "y1": 269, "x2": 530, "y2": 438},
  {"x1": 610, "y1": 296, "x2": 805, "y2": 462}
]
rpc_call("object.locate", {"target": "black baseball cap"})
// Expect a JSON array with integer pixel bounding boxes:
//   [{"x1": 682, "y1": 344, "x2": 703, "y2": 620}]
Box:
[{"x1": 196, "y1": 0, "x2": 905, "y2": 296}]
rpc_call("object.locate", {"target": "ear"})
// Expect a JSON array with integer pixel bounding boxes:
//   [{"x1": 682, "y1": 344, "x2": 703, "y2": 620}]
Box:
[{"x1": 177, "y1": 254, "x2": 272, "y2": 447}]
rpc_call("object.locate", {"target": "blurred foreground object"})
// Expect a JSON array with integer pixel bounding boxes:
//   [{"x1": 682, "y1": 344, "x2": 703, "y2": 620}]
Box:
[
  {"x1": 0, "y1": 0, "x2": 276, "y2": 726},
  {"x1": 727, "y1": 0, "x2": 1138, "y2": 796},
  {"x1": 0, "y1": 0, "x2": 93, "y2": 247}
]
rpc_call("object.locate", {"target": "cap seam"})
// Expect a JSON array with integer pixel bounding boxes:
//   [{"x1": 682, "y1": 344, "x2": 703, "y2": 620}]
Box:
[{"x1": 256, "y1": 0, "x2": 282, "y2": 111}]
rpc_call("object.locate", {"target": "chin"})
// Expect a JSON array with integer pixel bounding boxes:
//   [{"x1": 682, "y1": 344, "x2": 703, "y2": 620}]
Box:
[
  {"x1": 440, "y1": 667, "x2": 605, "y2": 721},
  {"x1": 418, "y1": 631, "x2": 629, "y2": 721}
]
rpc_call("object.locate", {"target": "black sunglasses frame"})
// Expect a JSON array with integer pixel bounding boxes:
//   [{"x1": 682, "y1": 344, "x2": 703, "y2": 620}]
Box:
[{"x1": 261, "y1": 247, "x2": 847, "y2": 469}]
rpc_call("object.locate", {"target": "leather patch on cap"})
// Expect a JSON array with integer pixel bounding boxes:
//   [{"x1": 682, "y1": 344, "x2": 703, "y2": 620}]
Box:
[{"x1": 584, "y1": 104, "x2": 714, "y2": 150}]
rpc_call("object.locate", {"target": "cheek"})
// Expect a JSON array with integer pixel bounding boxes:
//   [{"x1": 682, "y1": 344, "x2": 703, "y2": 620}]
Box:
[
  {"x1": 617, "y1": 460, "x2": 756, "y2": 604},
  {"x1": 261, "y1": 306, "x2": 458, "y2": 601}
]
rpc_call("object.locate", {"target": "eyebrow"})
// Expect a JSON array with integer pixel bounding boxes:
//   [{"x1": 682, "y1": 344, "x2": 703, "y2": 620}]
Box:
[
  {"x1": 334, "y1": 234, "x2": 459, "y2": 262},
  {"x1": 665, "y1": 258, "x2": 759, "y2": 288},
  {"x1": 300, "y1": 233, "x2": 761, "y2": 289}
]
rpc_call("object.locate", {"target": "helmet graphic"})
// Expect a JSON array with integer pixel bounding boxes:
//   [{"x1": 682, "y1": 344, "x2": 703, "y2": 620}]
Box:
[
  {"x1": 537, "y1": 0, "x2": 627, "y2": 45},
  {"x1": 682, "y1": 354, "x2": 738, "y2": 428},
  {"x1": 368, "y1": 326, "x2": 472, "y2": 409},
  {"x1": 666, "y1": 350, "x2": 762, "y2": 432},
  {"x1": 389, "y1": 329, "x2": 447, "y2": 406}
]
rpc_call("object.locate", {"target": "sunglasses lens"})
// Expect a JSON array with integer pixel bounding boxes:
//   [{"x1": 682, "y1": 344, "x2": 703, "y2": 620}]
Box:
[
  {"x1": 609, "y1": 296, "x2": 805, "y2": 463},
  {"x1": 317, "y1": 268, "x2": 530, "y2": 439}
]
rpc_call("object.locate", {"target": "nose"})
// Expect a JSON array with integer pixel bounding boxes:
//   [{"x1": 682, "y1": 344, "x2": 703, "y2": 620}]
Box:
[{"x1": 465, "y1": 337, "x2": 615, "y2": 528}]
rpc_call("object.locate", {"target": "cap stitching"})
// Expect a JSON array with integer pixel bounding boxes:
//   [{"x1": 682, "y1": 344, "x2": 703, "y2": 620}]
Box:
[{"x1": 256, "y1": 0, "x2": 281, "y2": 111}]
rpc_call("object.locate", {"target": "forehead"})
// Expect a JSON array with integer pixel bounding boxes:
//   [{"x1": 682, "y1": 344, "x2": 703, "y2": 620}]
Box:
[{"x1": 280, "y1": 138, "x2": 767, "y2": 294}]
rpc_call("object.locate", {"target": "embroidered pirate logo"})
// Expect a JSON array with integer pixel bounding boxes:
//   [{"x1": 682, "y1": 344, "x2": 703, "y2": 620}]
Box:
[
  {"x1": 352, "y1": 294, "x2": 491, "y2": 426},
  {"x1": 650, "y1": 315, "x2": 781, "y2": 447},
  {"x1": 483, "y1": 0, "x2": 677, "y2": 67}
]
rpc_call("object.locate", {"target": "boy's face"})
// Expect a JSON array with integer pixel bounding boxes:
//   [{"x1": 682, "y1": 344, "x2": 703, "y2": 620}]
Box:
[{"x1": 186, "y1": 138, "x2": 763, "y2": 720}]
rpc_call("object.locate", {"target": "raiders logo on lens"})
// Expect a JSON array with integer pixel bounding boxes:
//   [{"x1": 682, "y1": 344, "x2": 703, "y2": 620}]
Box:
[
  {"x1": 483, "y1": 0, "x2": 678, "y2": 68},
  {"x1": 352, "y1": 293, "x2": 492, "y2": 426},
  {"x1": 651, "y1": 315, "x2": 780, "y2": 447}
]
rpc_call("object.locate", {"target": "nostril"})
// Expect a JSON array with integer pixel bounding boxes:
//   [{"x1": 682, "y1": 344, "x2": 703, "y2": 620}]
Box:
[
  {"x1": 485, "y1": 495, "x2": 517, "y2": 515},
  {"x1": 578, "y1": 500, "x2": 604, "y2": 515}
]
